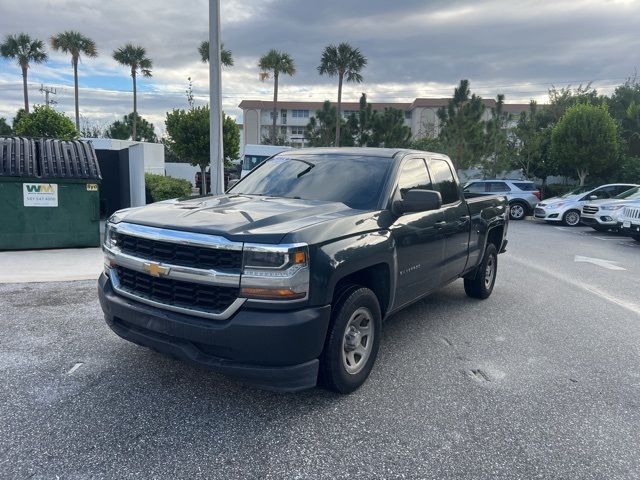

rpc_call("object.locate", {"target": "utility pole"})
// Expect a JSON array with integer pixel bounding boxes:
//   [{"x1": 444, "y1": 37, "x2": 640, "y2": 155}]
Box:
[
  {"x1": 209, "y1": 0, "x2": 224, "y2": 195},
  {"x1": 39, "y1": 84, "x2": 57, "y2": 106}
]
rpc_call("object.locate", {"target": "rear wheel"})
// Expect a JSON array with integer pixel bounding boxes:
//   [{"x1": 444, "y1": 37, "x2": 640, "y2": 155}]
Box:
[
  {"x1": 464, "y1": 244, "x2": 498, "y2": 299},
  {"x1": 509, "y1": 202, "x2": 527, "y2": 220},
  {"x1": 562, "y1": 210, "x2": 581, "y2": 227},
  {"x1": 320, "y1": 286, "x2": 382, "y2": 394}
]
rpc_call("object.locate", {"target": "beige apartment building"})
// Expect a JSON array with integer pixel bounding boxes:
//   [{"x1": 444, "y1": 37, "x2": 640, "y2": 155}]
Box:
[{"x1": 239, "y1": 98, "x2": 531, "y2": 148}]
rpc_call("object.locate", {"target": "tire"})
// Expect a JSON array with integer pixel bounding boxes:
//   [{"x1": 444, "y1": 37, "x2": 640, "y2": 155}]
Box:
[
  {"x1": 319, "y1": 286, "x2": 382, "y2": 394},
  {"x1": 464, "y1": 244, "x2": 498, "y2": 300},
  {"x1": 509, "y1": 202, "x2": 527, "y2": 220},
  {"x1": 562, "y1": 209, "x2": 581, "y2": 227}
]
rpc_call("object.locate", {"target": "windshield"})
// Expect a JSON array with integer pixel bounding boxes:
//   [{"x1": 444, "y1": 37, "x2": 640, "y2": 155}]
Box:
[
  {"x1": 559, "y1": 185, "x2": 595, "y2": 198},
  {"x1": 615, "y1": 186, "x2": 640, "y2": 199},
  {"x1": 228, "y1": 154, "x2": 393, "y2": 210}
]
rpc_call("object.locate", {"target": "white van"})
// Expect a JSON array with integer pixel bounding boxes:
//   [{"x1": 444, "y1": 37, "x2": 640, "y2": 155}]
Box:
[{"x1": 241, "y1": 144, "x2": 292, "y2": 178}]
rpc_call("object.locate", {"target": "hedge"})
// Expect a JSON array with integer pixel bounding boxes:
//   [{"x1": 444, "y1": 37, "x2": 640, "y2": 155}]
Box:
[{"x1": 145, "y1": 173, "x2": 192, "y2": 203}]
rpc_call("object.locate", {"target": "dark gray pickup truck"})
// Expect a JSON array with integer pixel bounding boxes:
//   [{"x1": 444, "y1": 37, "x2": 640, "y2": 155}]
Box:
[{"x1": 99, "y1": 148, "x2": 508, "y2": 393}]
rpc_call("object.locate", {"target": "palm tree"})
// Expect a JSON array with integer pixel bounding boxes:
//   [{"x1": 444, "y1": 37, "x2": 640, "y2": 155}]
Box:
[
  {"x1": 198, "y1": 41, "x2": 233, "y2": 67},
  {"x1": 318, "y1": 43, "x2": 367, "y2": 146},
  {"x1": 0, "y1": 33, "x2": 48, "y2": 113},
  {"x1": 112, "y1": 43, "x2": 152, "y2": 141},
  {"x1": 258, "y1": 49, "x2": 296, "y2": 144},
  {"x1": 50, "y1": 31, "x2": 97, "y2": 130}
]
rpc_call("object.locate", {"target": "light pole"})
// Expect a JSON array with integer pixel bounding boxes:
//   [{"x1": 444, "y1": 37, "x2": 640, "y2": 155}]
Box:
[{"x1": 209, "y1": 0, "x2": 224, "y2": 195}]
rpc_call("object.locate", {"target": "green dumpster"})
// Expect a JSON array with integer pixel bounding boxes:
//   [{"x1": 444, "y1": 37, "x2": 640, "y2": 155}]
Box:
[{"x1": 0, "y1": 137, "x2": 102, "y2": 250}]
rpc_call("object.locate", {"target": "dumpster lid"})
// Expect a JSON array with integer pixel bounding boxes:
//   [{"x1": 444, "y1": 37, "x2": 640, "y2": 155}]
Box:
[
  {"x1": 0, "y1": 137, "x2": 38, "y2": 177},
  {"x1": 39, "y1": 139, "x2": 102, "y2": 180}
]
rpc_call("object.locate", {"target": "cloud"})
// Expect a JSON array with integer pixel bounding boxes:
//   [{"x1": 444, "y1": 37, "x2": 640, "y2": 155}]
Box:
[{"x1": 1, "y1": 0, "x2": 639, "y2": 133}]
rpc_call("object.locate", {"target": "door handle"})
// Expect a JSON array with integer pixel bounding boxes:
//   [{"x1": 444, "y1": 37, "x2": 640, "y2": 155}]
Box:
[
  {"x1": 434, "y1": 221, "x2": 446, "y2": 229},
  {"x1": 459, "y1": 215, "x2": 470, "y2": 222}
]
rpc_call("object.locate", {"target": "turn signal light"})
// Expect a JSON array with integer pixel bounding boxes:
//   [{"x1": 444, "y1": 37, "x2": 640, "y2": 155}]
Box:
[{"x1": 240, "y1": 287, "x2": 306, "y2": 300}]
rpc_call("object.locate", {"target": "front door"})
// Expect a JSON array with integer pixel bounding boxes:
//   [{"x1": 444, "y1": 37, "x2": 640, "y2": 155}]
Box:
[{"x1": 389, "y1": 157, "x2": 446, "y2": 308}]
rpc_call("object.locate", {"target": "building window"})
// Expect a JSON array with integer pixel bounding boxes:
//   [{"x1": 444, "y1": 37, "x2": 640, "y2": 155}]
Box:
[
  {"x1": 291, "y1": 127, "x2": 305, "y2": 136},
  {"x1": 405, "y1": 111, "x2": 412, "y2": 120},
  {"x1": 269, "y1": 111, "x2": 278, "y2": 119},
  {"x1": 291, "y1": 109, "x2": 309, "y2": 118},
  {"x1": 342, "y1": 110, "x2": 357, "y2": 118}
]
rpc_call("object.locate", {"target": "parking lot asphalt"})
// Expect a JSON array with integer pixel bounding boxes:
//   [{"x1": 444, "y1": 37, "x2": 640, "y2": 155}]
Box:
[{"x1": 1, "y1": 220, "x2": 639, "y2": 479}]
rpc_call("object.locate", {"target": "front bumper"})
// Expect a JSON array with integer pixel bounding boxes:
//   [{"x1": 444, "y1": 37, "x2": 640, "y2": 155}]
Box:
[
  {"x1": 580, "y1": 215, "x2": 619, "y2": 227},
  {"x1": 98, "y1": 273, "x2": 331, "y2": 391},
  {"x1": 621, "y1": 221, "x2": 640, "y2": 235},
  {"x1": 534, "y1": 207, "x2": 562, "y2": 221}
]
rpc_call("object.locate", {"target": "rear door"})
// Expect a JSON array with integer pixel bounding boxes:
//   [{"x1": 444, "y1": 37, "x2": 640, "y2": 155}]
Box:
[
  {"x1": 427, "y1": 157, "x2": 470, "y2": 282},
  {"x1": 389, "y1": 157, "x2": 446, "y2": 307}
]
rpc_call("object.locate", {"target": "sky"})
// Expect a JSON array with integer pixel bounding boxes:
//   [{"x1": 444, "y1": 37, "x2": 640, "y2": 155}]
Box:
[{"x1": 1, "y1": 0, "x2": 639, "y2": 136}]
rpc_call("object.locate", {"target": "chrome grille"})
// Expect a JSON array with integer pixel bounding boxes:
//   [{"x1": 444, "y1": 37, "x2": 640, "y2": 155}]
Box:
[
  {"x1": 114, "y1": 232, "x2": 242, "y2": 272},
  {"x1": 623, "y1": 207, "x2": 640, "y2": 220},
  {"x1": 582, "y1": 205, "x2": 599, "y2": 215}
]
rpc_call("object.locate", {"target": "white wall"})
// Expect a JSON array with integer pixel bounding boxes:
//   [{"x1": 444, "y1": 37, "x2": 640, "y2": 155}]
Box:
[{"x1": 165, "y1": 163, "x2": 199, "y2": 186}]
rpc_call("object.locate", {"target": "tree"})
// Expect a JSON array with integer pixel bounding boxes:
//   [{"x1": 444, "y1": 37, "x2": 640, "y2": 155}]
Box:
[
  {"x1": 551, "y1": 104, "x2": 618, "y2": 185},
  {"x1": 50, "y1": 31, "x2": 97, "y2": 130},
  {"x1": 318, "y1": 43, "x2": 367, "y2": 146},
  {"x1": 512, "y1": 101, "x2": 556, "y2": 182},
  {"x1": 0, "y1": 117, "x2": 12, "y2": 135},
  {"x1": 165, "y1": 106, "x2": 239, "y2": 194},
  {"x1": 258, "y1": 49, "x2": 296, "y2": 144},
  {"x1": 0, "y1": 33, "x2": 48, "y2": 113},
  {"x1": 410, "y1": 136, "x2": 444, "y2": 153},
  {"x1": 437, "y1": 80, "x2": 486, "y2": 170},
  {"x1": 354, "y1": 93, "x2": 375, "y2": 147},
  {"x1": 107, "y1": 113, "x2": 158, "y2": 142},
  {"x1": 223, "y1": 114, "x2": 240, "y2": 161},
  {"x1": 305, "y1": 101, "x2": 343, "y2": 147},
  {"x1": 608, "y1": 78, "x2": 640, "y2": 156},
  {"x1": 482, "y1": 94, "x2": 512, "y2": 178},
  {"x1": 370, "y1": 108, "x2": 412, "y2": 148},
  {"x1": 198, "y1": 41, "x2": 233, "y2": 67},
  {"x1": 13, "y1": 105, "x2": 78, "y2": 140},
  {"x1": 548, "y1": 84, "x2": 602, "y2": 122},
  {"x1": 112, "y1": 44, "x2": 153, "y2": 141}
]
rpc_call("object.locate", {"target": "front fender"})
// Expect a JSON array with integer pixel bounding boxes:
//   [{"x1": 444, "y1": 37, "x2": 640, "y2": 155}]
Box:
[{"x1": 307, "y1": 231, "x2": 396, "y2": 307}]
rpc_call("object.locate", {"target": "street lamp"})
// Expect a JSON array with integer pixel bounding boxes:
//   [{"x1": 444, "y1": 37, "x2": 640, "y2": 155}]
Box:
[{"x1": 209, "y1": 0, "x2": 224, "y2": 194}]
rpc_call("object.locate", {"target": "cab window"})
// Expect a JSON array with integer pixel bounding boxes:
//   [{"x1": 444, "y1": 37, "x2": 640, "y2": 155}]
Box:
[
  {"x1": 427, "y1": 159, "x2": 460, "y2": 204},
  {"x1": 397, "y1": 158, "x2": 432, "y2": 199}
]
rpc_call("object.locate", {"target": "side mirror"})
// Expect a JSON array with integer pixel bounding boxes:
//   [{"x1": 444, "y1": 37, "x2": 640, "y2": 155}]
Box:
[
  {"x1": 394, "y1": 189, "x2": 442, "y2": 214},
  {"x1": 588, "y1": 195, "x2": 598, "y2": 200}
]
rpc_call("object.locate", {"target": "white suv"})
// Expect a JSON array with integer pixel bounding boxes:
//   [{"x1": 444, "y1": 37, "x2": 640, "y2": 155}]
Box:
[
  {"x1": 581, "y1": 186, "x2": 640, "y2": 231},
  {"x1": 534, "y1": 183, "x2": 638, "y2": 226},
  {"x1": 620, "y1": 203, "x2": 640, "y2": 241}
]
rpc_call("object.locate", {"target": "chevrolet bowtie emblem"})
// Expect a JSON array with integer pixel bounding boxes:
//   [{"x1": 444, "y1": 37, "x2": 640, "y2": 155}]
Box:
[{"x1": 143, "y1": 262, "x2": 170, "y2": 277}]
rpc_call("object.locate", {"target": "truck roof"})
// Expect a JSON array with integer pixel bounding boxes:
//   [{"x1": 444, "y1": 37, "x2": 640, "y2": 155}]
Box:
[{"x1": 280, "y1": 147, "x2": 426, "y2": 159}]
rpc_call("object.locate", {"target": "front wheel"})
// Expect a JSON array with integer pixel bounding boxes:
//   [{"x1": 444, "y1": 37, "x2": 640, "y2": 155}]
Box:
[
  {"x1": 509, "y1": 202, "x2": 527, "y2": 220},
  {"x1": 320, "y1": 286, "x2": 382, "y2": 394},
  {"x1": 464, "y1": 244, "x2": 498, "y2": 299},
  {"x1": 562, "y1": 210, "x2": 581, "y2": 226}
]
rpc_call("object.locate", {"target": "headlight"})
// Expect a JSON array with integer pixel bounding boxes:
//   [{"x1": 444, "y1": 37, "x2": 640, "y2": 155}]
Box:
[
  {"x1": 103, "y1": 221, "x2": 116, "y2": 249},
  {"x1": 240, "y1": 244, "x2": 309, "y2": 301},
  {"x1": 601, "y1": 205, "x2": 624, "y2": 211}
]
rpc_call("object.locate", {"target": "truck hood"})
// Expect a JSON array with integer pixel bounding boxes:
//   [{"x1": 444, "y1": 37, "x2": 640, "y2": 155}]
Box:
[{"x1": 116, "y1": 194, "x2": 360, "y2": 244}]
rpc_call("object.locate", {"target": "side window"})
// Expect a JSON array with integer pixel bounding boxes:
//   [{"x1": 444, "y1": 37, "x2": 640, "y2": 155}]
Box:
[
  {"x1": 588, "y1": 187, "x2": 613, "y2": 200},
  {"x1": 464, "y1": 182, "x2": 486, "y2": 193},
  {"x1": 427, "y1": 158, "x2": 460, "y2": 204},
  {"x1": 397, "y1": 158, "x2": 432, "y2": 199},
  {"x1": 487, "y1": 182, "x2": 511, "y2": 192},
  {"x1": 614, "y1": 185, "x2": 633, "y2": 195}
]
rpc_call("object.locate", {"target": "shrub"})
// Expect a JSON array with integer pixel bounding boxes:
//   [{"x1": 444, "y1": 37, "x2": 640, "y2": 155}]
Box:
[
  {"x1": 13, "y1": 105, "x2": 78, "y2": 140},
  {"x1": 542, "y1": 183, "x2": 577, "y2": 199},
  {"x1": 145, "y1": 173, "x2": 192, "y2": 203}
]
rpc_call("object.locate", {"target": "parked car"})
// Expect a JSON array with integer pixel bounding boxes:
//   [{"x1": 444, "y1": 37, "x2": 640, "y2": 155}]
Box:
[
  {"x1": 463, "y1": 180, "x2": 540, "y2": 220},
  {"x1": 99, "y1": 148, "x2": 508, "y2": 393},
  {"x1": 241, "y1": 144, "x2": 293, "y2": 178},
  {"x1": 581, "y1": 186, "x2": 640, "y2": 231},
  {"x1": 619, "y1": 203, "x2": 640, "y2": 241},
  {"x1": 534, "y1": 183, "x2": 638, "y2": 226}
]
